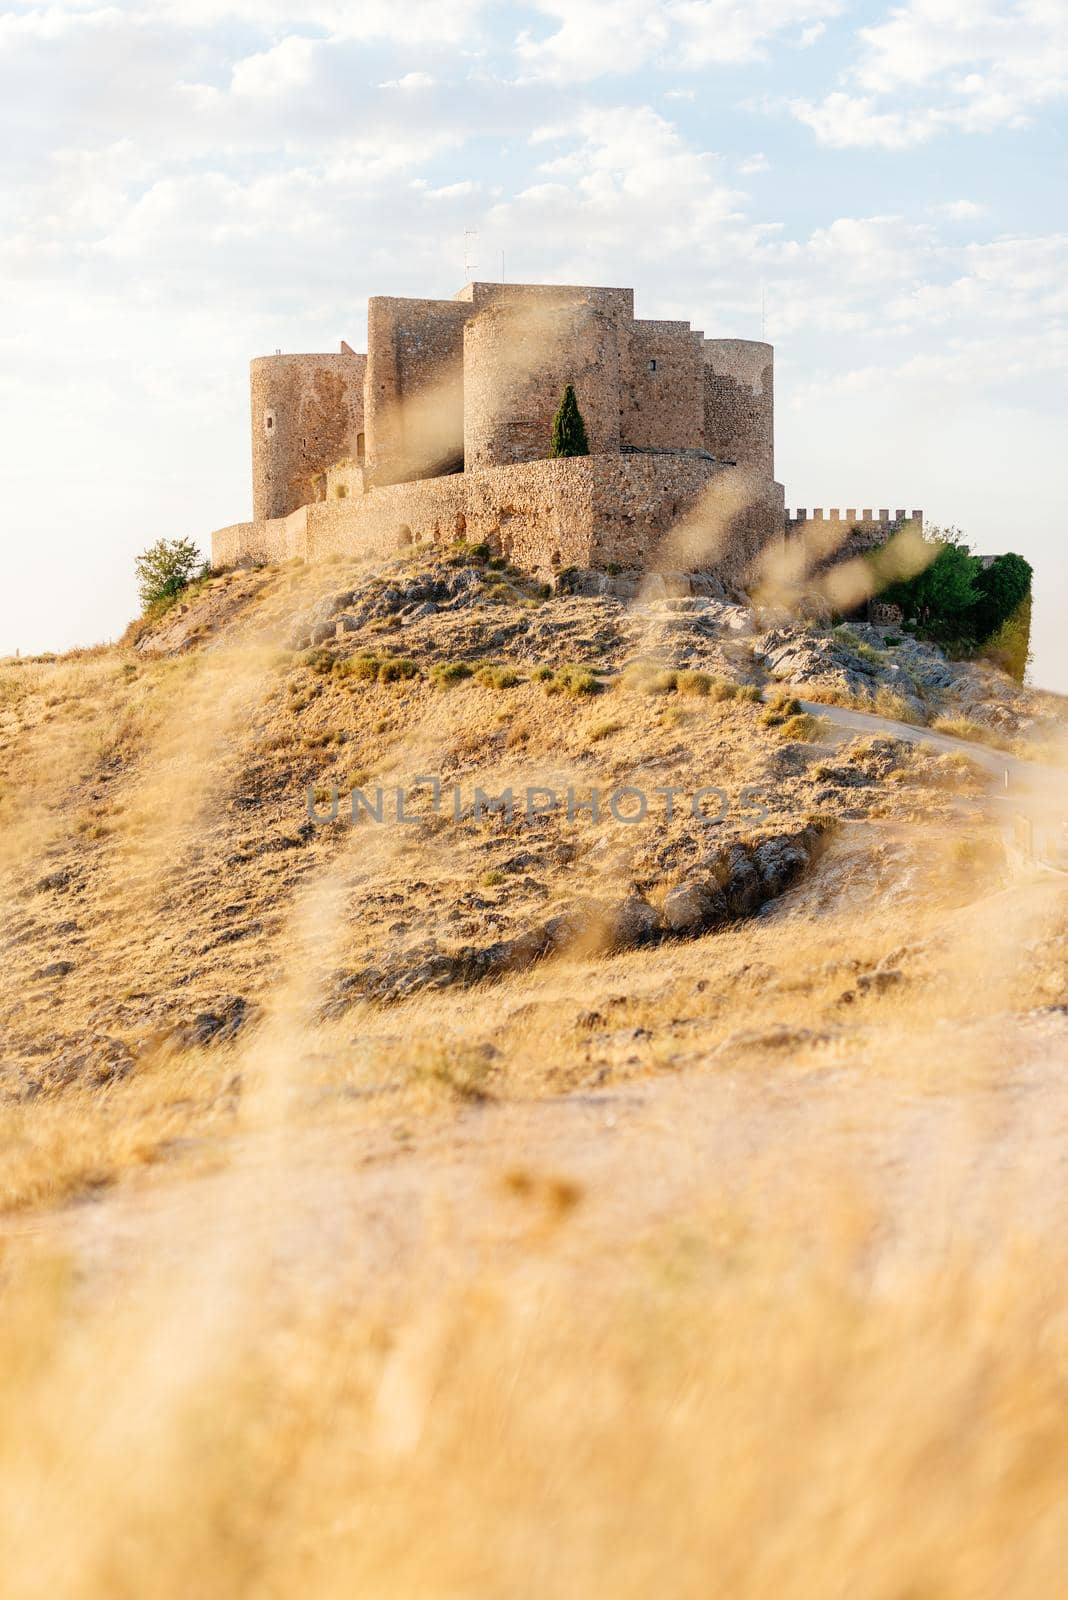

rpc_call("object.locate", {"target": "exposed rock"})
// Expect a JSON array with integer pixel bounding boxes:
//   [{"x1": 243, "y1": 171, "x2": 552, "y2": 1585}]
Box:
[
  {"x1": 856, "y1": 968, "x2": 904, "y2": 994},
  {"x1": 605, "y1": 893, "x2": 662, "y2": 949},
  {"x1": 4, "y1": 1032, "x2": 136, "y2": 1099},
  {"x1": 173, "y1": 996, "x2": 255, "y2": 1049},
  {"x1": 717, "y1": 1024, "x2": 836, "y2": 1054},
  {"x1": 35, "y1": 868, "x2": 73, "y2": 893},
  {"x1": 324, "y1": 821, "x2": 832, "y2": 1008},
  {"x1": 32, "y1": 961, "x2": 75, "y2": 980},
  {"x1": 662, "y1": 881, "x2": 726, "y2": 936}
]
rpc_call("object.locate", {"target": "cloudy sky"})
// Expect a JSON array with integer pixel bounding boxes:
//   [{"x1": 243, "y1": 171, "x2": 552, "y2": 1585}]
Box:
[{"x1": 2, "y1": 0, "x2": 1066, "y2": 683}]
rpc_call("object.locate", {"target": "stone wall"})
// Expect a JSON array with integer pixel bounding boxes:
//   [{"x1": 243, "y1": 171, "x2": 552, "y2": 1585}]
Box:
[
  {"x1": 784, "y1": 507, "x2": 924, "y2": 570},
  {"x1": 213, "y1": 455, "x2": 783, "y2": 588},
  {"x1": 364, "y1": 296, "x2": 472, "y2": 486},
  {"x1": 250, "y1": 352, "x2": 365, "y2": 521},
  {"x1": 623, "y1": 322, "x2": 706, "y2": 451}
]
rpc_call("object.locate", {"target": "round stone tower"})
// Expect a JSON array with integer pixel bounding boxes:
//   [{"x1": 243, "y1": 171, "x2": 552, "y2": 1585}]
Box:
[
  {"x1": 701, "y1": 339, "x2": 774, "y2": 478},
  {"x1": 463, "y1": 299, "x2": 622, "y2": 470},
  {"x1": 250, "y1": 351, "x2": 365, "y2": 522}
]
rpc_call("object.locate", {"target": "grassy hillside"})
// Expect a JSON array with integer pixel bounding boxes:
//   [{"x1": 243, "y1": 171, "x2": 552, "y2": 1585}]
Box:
[{"x1": 2, "y1": 546, "x2": 1068, "y2": 1596}]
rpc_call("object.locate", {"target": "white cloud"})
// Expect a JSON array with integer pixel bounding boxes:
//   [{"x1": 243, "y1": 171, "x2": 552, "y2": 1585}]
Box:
[
  {"x1": 142, "y1": 0, "x2": 488, "y2": 43},
  {"x1": 931, "y1": 198, "x2": 989, "y2": 219},
  {"x1": 425, "y1": 180, "x2": 476, "y2": 199},
  {"x1": 739, "y1": 150, "x2": 771, "y2": 172},
  {"x1": 791, "y1": 0, "x2": 1068, "y2": 146},
  {"x1": 490, "y1": 105, "x2": 753, "y2": 284},
  {"x1": 230, "y1": 36, "x2": 318, "y2": 99},
  {"x1": 516, "y1": 0, "x2": 842, "y2": 82},
  {"x1": 380, "y1": 70, "x2": 437, "y2": 89},
  {"x1": 787, "y1": 91, "x2": 932, "y2": 148}
]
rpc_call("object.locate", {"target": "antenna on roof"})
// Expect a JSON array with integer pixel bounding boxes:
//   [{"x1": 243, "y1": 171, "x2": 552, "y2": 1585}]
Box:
[{"x1": 464, "y1": 228, "x2": 479, "y2": 282}]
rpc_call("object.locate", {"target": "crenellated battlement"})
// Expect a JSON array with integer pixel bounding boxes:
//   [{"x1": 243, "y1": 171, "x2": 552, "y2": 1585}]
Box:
[
  {"x1": 785, "y1": 508, "x2": 922, "y2": 527},
  {"x1": 781, "y1": 506, "x2": 925, "y2": 585}
]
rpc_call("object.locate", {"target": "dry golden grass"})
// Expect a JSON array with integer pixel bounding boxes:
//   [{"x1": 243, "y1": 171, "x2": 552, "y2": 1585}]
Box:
[{"x1": 3, "y1": 554, "x2": 1068, "y2": 1594}]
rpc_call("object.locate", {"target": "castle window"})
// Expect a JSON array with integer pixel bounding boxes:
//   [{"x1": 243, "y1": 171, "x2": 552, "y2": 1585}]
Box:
[
  {"x1": 264, "y1": 410, "x2": 276, "y2": 435},
  {"x1": 648, "y1": 359, "x2": 657, "y2": 372},
  {"x1": 357, "y1": 431, "x2": 365, "y2": 462}
]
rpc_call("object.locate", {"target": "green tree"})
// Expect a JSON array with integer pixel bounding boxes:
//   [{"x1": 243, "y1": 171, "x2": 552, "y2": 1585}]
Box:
[
  {"x1": 982, "y1": 594, "x2": 1032, "y2": 682},
  {"x1": 134, "y1": 537, "x2": 206, "y2": 614},
  {"x1": 549, "y1": 385, "x2": 589, "y2": 458},
  {"x1": 882, "y1": 528, "x2": 981, "y2": 629},
  {"x1": 971, "y1": 552, "x2": 1032, "y2": 642}
]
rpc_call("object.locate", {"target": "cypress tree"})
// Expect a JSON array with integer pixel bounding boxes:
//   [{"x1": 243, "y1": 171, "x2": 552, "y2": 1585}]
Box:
[{"x1": 549, "y1": 385, "x2": 589, "y2": 458}]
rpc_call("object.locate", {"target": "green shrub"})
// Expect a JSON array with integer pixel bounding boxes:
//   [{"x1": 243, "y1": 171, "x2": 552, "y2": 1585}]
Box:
[
  {"x1": 972, "y1": 553, "x2": 1032, "y2": 643},
  {"x1": 475, "y1": 665, "x2": 521, "y2": 689},
  {"x1": 761, "y1": 693, "x2": 802, "y2": 727},
  {"x1": 335, "y1": 654, "x2": 381, "y2": 682},
  {"x1": 378, "y1": 657, "x2": 420, "y2": 684},
  {"x1": 588, "y1": 718, "x2": 625, "y2": 742},
  {"x1": 980, "y1": 593, "x2": 1032, "y2": 683},
  {"x1": 134, "y1": 537, "x2": 207, "y2": 614},
  {"x1": 447, "y1": 541, "x2": 490, "y2": 566},
  {"x1": 303, "y1": 647, "x2": 336, "y2": 676},
  {"x1": 675, "y1": 669, "x2": 712, "y2": 696},
  {"x1": 531, "y1": 665, "x2": 555, "y2": 683},
  {"x1": 430, "y1": 661, "x2": 474, "y2": 690},
  {"x1": 544, "y1": 664, "x2": 601, "y2": 697},
  {"x1": 778, "y1": 712, "x2": 824, "y2": 742}
]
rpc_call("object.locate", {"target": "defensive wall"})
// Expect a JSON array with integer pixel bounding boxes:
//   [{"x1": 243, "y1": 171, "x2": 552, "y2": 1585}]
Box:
[
  {"x1": 784, "y1": 507, "x2": 924, "y2": 570},
  {"x1": 213, "y1": 454, "x2": 783, "y2": 587}
]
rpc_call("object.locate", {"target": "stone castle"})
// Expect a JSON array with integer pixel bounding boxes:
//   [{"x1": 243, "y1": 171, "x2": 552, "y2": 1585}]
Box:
[{"x1": 211, "y1": 280, "x2": 919, "y2": 586}]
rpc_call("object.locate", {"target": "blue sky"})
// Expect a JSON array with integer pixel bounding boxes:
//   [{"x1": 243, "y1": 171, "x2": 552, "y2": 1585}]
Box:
[{"x1": 2, "y1": 0, "x2": 1066, "y2": 682}]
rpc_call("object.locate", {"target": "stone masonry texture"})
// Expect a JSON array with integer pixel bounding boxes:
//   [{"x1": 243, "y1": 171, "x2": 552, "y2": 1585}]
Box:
[{"x1": 218, "y1": 279, "x2": 913, "y2": 592}]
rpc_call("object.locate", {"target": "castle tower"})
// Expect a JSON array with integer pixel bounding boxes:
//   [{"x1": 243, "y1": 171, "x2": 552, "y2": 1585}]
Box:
[
  {"x1": 462, "y1": 297, "x2": 623, "y2": 470},
  {"x1": 250, "y1": 350, "x2": 366, "y2": 522},
  {"x1": 702, "y1": 339, "x2": 774, "y2": 476}
]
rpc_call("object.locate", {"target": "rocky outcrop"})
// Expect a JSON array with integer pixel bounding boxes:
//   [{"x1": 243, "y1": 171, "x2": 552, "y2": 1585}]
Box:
[
  {"x1": 291, "y1": 566, "x2": 487, "y2": 649},
  {"x1": 323, "y1": 820, "x2": 831, "y2": 1009}
]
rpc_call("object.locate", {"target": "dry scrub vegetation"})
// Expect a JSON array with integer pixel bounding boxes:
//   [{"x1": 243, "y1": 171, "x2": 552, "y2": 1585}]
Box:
[{"x1": 3, "y1": 548, "x2": 1068, "y2": 1595}]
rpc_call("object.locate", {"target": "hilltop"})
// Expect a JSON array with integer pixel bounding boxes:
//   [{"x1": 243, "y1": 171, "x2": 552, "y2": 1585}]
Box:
[{"x1": 0, "y1": 544, "x2": 1062, "y2": 1182}]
